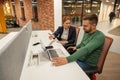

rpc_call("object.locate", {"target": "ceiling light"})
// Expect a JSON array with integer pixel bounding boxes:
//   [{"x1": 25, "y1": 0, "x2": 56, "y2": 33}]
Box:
[
  {"x1": 93, "y1": 1, "x2": 98, "y2": 4},
  {"x1": 106, "y1": 0, "x2": 110, "y2": 2},
  {"x1": 92, "y1": 4, "x2": 98, "y2": 7},
  {"x1": 77, "y1": 1, "x2": 83, "y2": 3},
  {"x1": 67, "y1": 1, "x2": 73, "y2": 3},
  {"x1": 86, "y1": 9, "x2": 91, "y2": 13},
  {"x1": 87, "y1": 0, "x2": 90, "y2": 1},
  {"x1": 112, "y1": 2, "x2": 114, "y2": 4}
]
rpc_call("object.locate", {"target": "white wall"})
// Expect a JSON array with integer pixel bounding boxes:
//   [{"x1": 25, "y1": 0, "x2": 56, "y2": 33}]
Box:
[{"x1": 54, "y1": 0, "x2": 62, "y2": 31}]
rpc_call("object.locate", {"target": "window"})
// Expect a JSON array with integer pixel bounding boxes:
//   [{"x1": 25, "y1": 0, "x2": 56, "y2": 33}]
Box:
[
  {"x1": 11, "y1": 0, "x2": 16, "y2": 18},
  {"x1": 62, "y1": 0, "x2": 101, "y2": 26},
  {"x1": 31, "y1": 0, "x2": 38, "y2": 22},
  {"x1": 20, "y1": 0, "x2": 25, "y2": 21}
]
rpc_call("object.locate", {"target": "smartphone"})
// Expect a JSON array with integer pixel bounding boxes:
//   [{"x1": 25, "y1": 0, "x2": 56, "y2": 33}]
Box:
[
  {"x1": 45, "y1": 46, "x2": 53, "y2": 49},
  {"x1": 33, "y1": 42, "x2": 40, "y2": 46}
]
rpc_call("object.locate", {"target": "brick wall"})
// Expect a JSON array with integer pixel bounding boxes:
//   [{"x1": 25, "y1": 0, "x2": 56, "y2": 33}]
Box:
[{"x1": 13, "y1": 0, "x2": 54, "y2": 31}]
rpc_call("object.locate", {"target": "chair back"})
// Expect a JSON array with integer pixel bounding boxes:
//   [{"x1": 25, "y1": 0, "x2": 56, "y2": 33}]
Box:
[
  {"x1": 97, "y1": 36, "x2": 113, "y2": 74},
  {"x1": 75, "y1": 27, "x2": 80, "y2": 44}
]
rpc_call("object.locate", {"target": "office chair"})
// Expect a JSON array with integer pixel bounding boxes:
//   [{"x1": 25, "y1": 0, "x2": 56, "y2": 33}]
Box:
[{"x1": 84, "y1": 36, "x2": 113, "y2": 80}]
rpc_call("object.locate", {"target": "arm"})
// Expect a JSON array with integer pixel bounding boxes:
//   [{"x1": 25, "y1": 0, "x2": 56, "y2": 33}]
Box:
[
  {"x1": 67, "y1": 34, "x2": 105, "y2": 62},
  {"x1": 52, "y1": 35, "x2": 104, "y2": 66},
  {"x1": 67, "y1": 27, "x2": 76, "y2": 44},
  {"x1": 48, "y1": 33, "x2": 55, "y2": 39},
  {"x1": 52, "y1": 32, "x2": 105, "y2": 66},
  {"x1": 53, "y1": 27, "x2": 62, "y2": 38},
  {"x1": 49, "y1": 27, "x2": 62, "y2": 39}
]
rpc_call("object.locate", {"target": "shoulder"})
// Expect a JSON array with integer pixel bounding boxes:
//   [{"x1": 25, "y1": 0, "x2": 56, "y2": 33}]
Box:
[
  {"x1": 97, "y1": 30, "x2": 104, "y2": 35},
  {"x1": 69, "y1": 26, "x2": 76, "y2": 30},
  {"x1": 57, "y1": 26, "x2": 63, "y2": 30},
  {"x1": 58, "y1": 26, "x2": 63, "y2": 28},
  {"x1": 70, "y1": 26, "x2": 75, "y2": 28},
  {"x1": 95, "y1": 30, "x2": 105, "y2": 39}
]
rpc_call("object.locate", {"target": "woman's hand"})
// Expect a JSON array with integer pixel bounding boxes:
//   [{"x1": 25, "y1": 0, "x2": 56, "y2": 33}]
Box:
[{"x1": 48, "y1": 33, "x2": 55, "y2": 40}]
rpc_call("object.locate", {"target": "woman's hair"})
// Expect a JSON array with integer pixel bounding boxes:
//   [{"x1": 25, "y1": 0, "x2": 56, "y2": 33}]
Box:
[
  {"x1": 62, "y1": 16, "x2": 70, "y2": 24},
  {"x1": 83, "y1": 14, "x2": 98, "y2": 25}
]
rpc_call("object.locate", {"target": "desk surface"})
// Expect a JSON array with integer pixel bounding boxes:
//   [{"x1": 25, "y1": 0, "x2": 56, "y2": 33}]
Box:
[{"x1": 20, "y1": 30, "x2": 90, "y2": 80}]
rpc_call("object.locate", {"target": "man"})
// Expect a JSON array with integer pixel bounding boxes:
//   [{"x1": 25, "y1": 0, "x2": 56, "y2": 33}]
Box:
[
  {"x1": 109, "y1": 11, "x2": 115, "y2": 23},
  {"x1": 52, "y1": 14, "x2": 105, "y2": 71}
]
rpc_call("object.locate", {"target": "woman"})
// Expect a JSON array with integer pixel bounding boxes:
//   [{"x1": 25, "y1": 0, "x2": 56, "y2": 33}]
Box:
[{"x1": 49, "y1": 16, "x2": 76, "y2": 49}]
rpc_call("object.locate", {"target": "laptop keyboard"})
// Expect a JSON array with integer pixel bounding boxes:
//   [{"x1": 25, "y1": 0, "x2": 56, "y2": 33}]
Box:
[{"x1": 48, "y1": 49, "x2": 59, "y2": 58}]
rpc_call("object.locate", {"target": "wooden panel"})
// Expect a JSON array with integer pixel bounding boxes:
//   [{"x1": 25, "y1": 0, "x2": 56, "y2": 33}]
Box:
[{"x1": 0, "y1": 5, "x2": 7, "y2": 33}]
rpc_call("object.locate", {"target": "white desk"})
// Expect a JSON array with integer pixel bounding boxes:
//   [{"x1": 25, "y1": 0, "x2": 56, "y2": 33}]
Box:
[{"x1": 20, "y1": 30, "x2": 90, "y2": 80}]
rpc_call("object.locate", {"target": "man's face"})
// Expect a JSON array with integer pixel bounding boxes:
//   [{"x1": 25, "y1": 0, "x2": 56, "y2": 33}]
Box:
[{"x1": 82, "y1": 20, "x2": 93, "y2": 33}]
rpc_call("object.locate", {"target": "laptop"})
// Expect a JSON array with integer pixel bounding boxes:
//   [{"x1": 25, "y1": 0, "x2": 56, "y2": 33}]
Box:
[{"x1": 40, "y1": 39, "x2": 59, "y2": 60}]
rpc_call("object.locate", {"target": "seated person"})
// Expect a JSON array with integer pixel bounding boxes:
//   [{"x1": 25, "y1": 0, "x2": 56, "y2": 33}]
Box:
[
  {"x1": 49, "y1": 16, "x2": 76, "y2": 49},
  {"x1": 51, "y1": 14, "x2": 105, "y2": 73}
]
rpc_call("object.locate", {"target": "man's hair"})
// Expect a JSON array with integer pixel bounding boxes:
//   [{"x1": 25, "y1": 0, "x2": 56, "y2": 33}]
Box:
[
  {"x1": 83, "y1": 14, "x2": 98, "y2": 25},
  {"x1": 62, "y1": 16, "x2": 70, "y2": 24}
]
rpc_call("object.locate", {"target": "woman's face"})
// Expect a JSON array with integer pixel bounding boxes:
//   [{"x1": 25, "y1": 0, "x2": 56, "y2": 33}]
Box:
[{"x1": 63, "y1": 20, "x2": 71, "y2": 29}]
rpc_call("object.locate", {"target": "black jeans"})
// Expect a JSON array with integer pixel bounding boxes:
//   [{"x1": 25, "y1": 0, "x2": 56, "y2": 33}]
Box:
[{"x1": 110, "y1": 17, "x2": 113, "y2": 23}]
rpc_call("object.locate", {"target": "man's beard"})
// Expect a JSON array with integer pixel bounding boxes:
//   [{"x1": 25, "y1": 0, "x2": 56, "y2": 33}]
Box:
[{"x1": 84, "y1": 27, "x2": 92, "y2": 33}]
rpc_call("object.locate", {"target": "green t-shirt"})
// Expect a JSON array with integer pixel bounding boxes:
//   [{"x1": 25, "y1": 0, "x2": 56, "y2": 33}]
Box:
[{"x1": 67, "y1": 30, "x2": 105, "y2": 66}]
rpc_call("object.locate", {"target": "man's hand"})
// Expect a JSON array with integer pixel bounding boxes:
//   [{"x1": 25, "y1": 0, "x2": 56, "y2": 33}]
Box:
[
  {"x1": 67, "y1": 46, "x2": 77, "y2": 50},
  {"x1": 51, "y1": 57, "x2": 68, "y2": 66},
  {"x1": 48, "y1": 33, "x2": 55, "y2": 40}
]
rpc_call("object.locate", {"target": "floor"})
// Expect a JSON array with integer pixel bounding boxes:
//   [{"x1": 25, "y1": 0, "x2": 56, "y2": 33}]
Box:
[
  {"x1": 97, "y1": 19, "x2": 120, "y2": 54},
  {"x1": 0, "y1": 27, "x2": 21, "y2": 39},
  {"x1": 97, "y1": 52, "x2": 120, "y2": 80}
]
